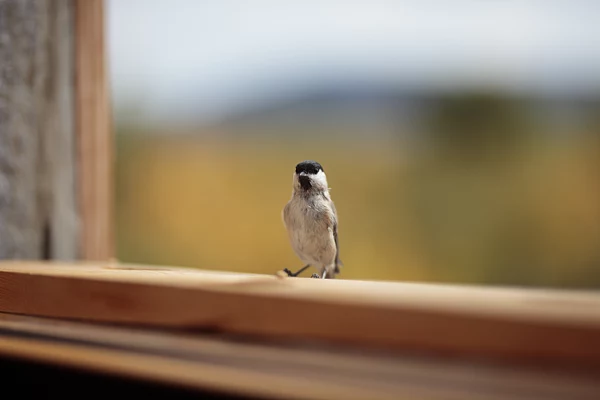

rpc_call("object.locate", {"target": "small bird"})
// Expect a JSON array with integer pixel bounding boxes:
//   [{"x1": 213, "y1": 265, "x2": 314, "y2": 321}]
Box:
[{"x1": 282, "y1": 160, "x2": 342, "y2": 279}]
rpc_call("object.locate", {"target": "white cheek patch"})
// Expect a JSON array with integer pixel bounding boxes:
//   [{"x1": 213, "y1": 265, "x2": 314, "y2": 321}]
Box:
[
  {"x1": 293, "y1": 173, "x2": 304, "y2": 190},
  {"x1": 313, "y1": 170, "x2": 329, "y2": 189}
]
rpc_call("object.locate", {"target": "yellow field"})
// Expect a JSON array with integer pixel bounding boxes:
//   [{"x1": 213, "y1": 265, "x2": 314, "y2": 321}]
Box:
[{"x1": 116, "y1": 133, "x2": 600, "y2": 288}]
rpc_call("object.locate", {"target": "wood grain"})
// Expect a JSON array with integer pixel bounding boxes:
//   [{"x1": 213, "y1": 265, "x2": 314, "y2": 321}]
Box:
[
  {"x1": 1, "y1": 313, "x2": 599, "y2": 400},
  {"x1": 1, "y1": 261, "x2": 600, "y2": 368},
  {"x1": 74, "y1": 0, "x2": 114, "y2": 260}
]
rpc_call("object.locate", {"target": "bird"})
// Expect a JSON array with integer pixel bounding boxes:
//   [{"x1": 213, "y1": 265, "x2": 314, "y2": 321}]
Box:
[{"x1": 281, "y1": 160, "x2": 342, "y2": 279}]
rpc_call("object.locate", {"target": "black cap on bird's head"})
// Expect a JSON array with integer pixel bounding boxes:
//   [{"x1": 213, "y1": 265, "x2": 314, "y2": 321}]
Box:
[
  {"x1": 295, "y1": 160, "x2": 323, "y2": 175},
  {"x1": 294, "y1": 160, "x2": 325, "y2": 191}
]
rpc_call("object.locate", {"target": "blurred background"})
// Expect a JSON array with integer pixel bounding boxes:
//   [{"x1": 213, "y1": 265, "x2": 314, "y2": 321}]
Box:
[{"x1": 108, "y1": 0, "x2": 600, "y2": 288}]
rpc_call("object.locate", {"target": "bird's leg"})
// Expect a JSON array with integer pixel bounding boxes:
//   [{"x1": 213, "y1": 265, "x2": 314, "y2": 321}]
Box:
[
  {"x1": 283, "y1": 264, "x2": 311, "y2": 277},
  {"x1": 321, "y1": 269, "x2": 327, "y2": 279}
]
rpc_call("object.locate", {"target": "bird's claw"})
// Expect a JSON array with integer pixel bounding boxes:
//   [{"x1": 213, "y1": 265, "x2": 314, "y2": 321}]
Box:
[
  {"x1": 283, "y1": 268, "x2": 294, "y2": 277},
  {"x1": 311, "y1": 273, "x2": 321, "y2": 279}
]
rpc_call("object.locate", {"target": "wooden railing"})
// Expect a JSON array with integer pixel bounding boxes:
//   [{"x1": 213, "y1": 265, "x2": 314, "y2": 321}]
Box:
[{"x1": 1, "y1": 261, "x2": 599, "y2": 399}]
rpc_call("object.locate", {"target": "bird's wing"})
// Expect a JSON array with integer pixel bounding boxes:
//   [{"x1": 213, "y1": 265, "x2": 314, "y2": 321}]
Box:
[
  {"x1": 282, "y1": 201, "x2": 291, "y2": 229},
  {"x1": 331, "y1": 201, "x2": 342, "y2": 272}
]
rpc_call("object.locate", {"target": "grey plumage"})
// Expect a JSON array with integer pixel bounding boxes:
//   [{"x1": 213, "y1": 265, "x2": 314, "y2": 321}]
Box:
[{"x1": 282, "y1": 161, "x2": 341, "y2": 279}]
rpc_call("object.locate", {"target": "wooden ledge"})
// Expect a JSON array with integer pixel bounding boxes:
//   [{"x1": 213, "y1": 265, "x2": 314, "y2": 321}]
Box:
[
  {"x1": 2, "y1": 313, "x2": 599, "y2": 400},
  {"x1": 1, "y1": 261, "x2": 600, "y2": 368}
]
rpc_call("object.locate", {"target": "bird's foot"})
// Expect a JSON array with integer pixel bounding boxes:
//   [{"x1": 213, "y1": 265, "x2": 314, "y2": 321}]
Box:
[
  {"x1": 311, "y1": 273, "x2": 321, "y2": 279},
  {"x1": 280, "y1": 264, "x2": 311, "y2": 278}
]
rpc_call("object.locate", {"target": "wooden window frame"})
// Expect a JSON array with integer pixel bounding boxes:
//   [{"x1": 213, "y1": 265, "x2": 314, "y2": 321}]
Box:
[{"x1": 75, "y1": 0, "x2": 114, "y2": 261}]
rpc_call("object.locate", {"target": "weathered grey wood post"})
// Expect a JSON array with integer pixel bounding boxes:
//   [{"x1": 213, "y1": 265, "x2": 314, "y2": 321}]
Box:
[
  {"x1": 0, "y1": 0, "x2": 112, "y2": 261},
  {"x1": 0, "y1": 0, "x2": 78, "y2": 260}
]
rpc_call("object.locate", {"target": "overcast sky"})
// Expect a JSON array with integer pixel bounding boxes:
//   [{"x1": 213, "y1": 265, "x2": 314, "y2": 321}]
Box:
[{"x1": 107, "y1": 0, "x2": 600, "y2": 123}]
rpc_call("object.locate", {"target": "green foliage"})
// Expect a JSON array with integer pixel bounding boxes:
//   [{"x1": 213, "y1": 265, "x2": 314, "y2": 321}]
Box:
[{"x1": 425, "y1": 91, "x2": 533, "y2": 164}]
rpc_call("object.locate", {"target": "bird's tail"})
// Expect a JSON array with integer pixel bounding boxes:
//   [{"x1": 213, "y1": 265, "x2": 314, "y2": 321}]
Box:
[
  {"x1": 334, "y1": 258, "x2": 343, "y2": 275},
  {"x1": 322, "y1": 262, "x2": 341, "y2": 279}
]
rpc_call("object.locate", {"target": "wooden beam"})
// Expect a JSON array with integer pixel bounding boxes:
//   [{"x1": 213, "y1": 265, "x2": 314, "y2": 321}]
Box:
[
  {"x1": 1, "y1": 261, "x2": 600, "y2": 368},
  {"x1": 74, "y1": 0, "x2": 114, "y2": 260},
  {"x1": 1, "y1": 313, "x2": 599, "y2": 400}
]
